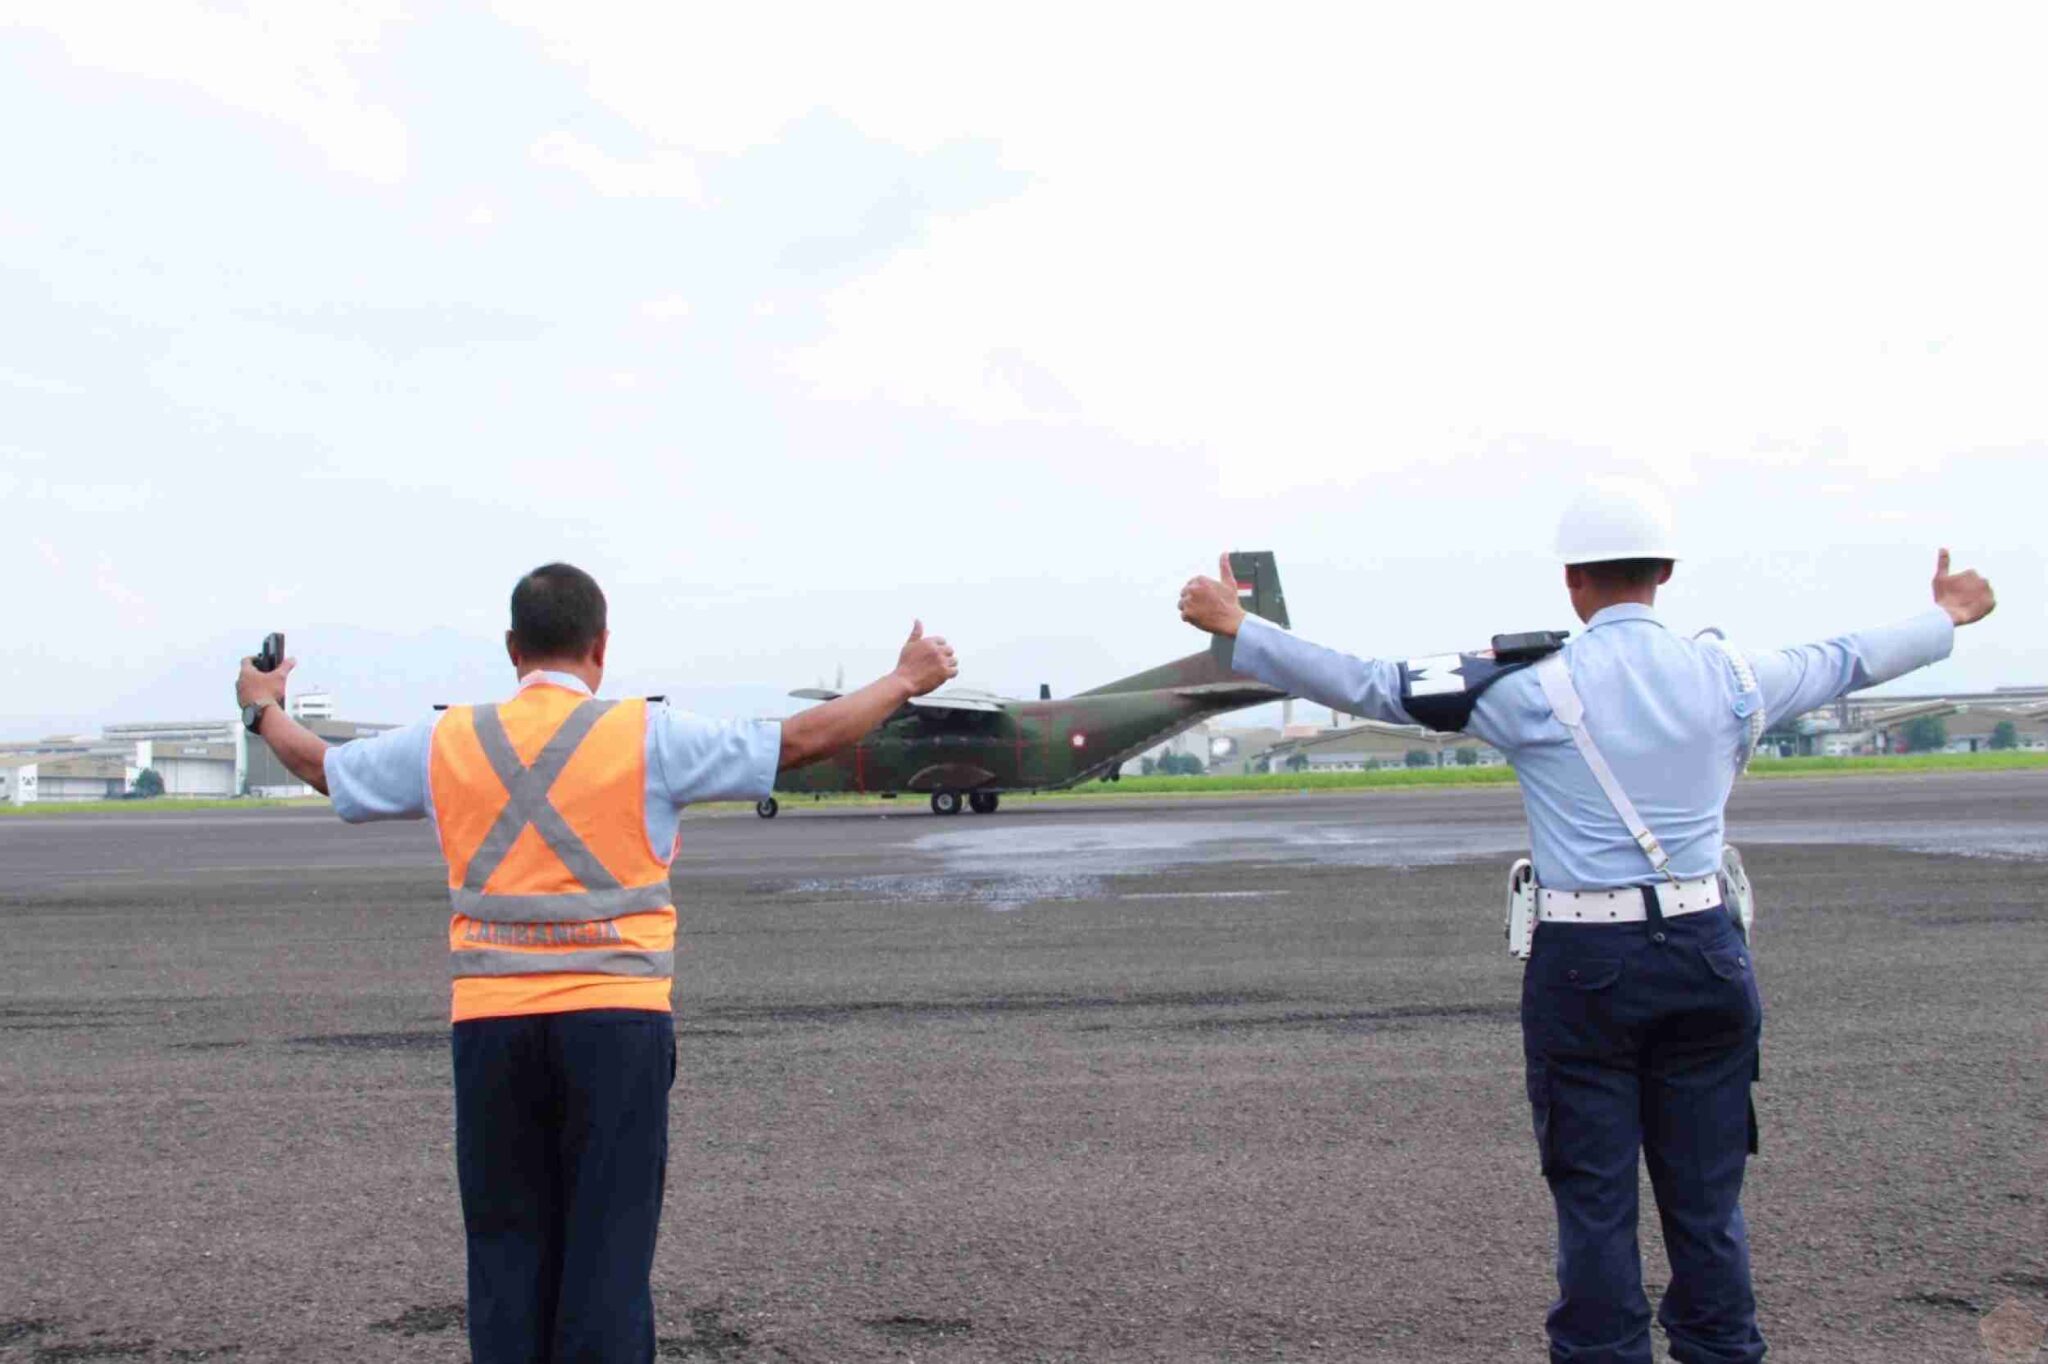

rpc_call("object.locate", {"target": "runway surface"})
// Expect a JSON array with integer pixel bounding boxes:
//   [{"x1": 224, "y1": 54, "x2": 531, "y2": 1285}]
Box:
[{"x1": 2, "y1": 774, "x2": 2044, "y2": 1362}]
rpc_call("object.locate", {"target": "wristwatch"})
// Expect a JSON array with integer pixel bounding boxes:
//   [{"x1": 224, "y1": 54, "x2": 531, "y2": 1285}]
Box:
[{"x1": 242, "y1": 701, "x2": 274, "y2": 736}]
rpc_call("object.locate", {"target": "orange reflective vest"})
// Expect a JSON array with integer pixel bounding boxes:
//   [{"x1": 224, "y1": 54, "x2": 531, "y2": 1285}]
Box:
[{"x1": 428, "y1": 683, "x2": 675, "y2": 1023}]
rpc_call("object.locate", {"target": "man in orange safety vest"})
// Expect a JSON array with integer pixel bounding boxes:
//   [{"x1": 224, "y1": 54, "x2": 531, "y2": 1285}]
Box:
[{"x1": 237, "y1": 561, "x2": 957, "y2": 1364}]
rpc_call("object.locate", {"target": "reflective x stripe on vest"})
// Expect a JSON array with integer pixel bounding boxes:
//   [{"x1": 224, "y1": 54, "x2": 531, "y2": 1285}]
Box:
[
  {"x1": 436, "y1": 692, "x2": 675, "y2": 999},
  {"x1": 456, "y1": 701, "x2": 669, "y2": 922}
]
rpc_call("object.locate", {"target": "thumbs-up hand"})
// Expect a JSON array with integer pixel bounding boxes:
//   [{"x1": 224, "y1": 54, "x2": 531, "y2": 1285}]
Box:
[
  {"x1": 1932, "y1": 548, "x2": 1996, "y2": 627},
  {"x1": 1179, "y1": 552, "x2": 1249, "y2": 638},
  {"x1": 894, "y1": 618, "x2": 959, "y2": 695}
]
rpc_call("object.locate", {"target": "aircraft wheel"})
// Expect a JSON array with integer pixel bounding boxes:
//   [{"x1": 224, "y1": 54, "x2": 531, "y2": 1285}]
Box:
[
  {"x1": 968, "y1": 791, "x2": 999, "y2": 814},
  {"x1": 755, "y1": 798, "x2": 779, "y2": 819},
  {"x1": 930, "y1": 790, "x2": 963, "y2": 816}
]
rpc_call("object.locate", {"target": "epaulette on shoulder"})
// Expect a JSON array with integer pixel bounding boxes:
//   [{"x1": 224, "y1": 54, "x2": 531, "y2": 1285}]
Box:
[{"x1": 1398, "y1": 630, "x2": 1569, "y2": 733}]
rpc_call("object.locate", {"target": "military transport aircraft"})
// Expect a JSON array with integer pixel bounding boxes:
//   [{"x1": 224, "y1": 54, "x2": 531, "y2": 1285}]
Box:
[{"x1": 757, "y1": 552, "x2": 1292, "y2": 817}]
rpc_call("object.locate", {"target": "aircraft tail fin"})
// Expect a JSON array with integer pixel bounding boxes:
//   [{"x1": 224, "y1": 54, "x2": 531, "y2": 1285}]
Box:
[
  {"x1": 1207, "y1": 550, "x2": 1287, "y2": 670},
  {"x1": 1228, "y1": 550, "x2": 1288, "y2": 630},
  {"x1": 1081, "y1": 550, "x2": 1289, "y2": 696}
]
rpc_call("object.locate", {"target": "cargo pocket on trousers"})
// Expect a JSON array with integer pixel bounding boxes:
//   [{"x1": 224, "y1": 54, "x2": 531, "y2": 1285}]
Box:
[
  {"x1": 1526, "y1": 1061, "x2": 1558, "y2": 1178},
  {"x1": 1547, "y1": 958, "x2": 1623, "y2": 993},
  {"x1": 1702, "y1": 943, "x2": 1751, "y2": 981},
  {"x1": 1748, "y1": 1050, "x2": 1761, "y2": 1156}
]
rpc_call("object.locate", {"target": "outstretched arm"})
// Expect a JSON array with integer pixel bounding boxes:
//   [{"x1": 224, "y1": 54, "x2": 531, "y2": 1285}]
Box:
[
  {"x1": 778, "y1": 621, "x2": 958, "y2": 770},
  {"x1": 236, "y1": 656, "x2": 332, "y2": 796},
  {"x1": 1179, "y1": 553, "x2": 1413, "y2": 725},
  {"x1": 1752, "y1": 549, "x2": 1996, "y2": 721}
]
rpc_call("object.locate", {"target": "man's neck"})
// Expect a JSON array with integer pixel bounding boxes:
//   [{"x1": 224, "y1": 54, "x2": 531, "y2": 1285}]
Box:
[
  {"x1": 1574, "y1": 587, "x2": 1659, "y2": 624},
  {"x1": 1587, "y1": 588, "x2": 1658, "y2": 613},
  {"x1": 518, "y1": 659, "x2": 602, "y2": 692}
]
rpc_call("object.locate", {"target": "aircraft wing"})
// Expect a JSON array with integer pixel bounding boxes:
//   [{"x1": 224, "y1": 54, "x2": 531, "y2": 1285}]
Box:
[
  {"x1": 1172, "y1": 681, "x2": 1289, "y2": 702},
  {"x1": 790, "y1": 688, "x2": 1005, "y2": 713},
  {"x1": 908, "y1": 694, "x2": 1005, "y2": 713}
]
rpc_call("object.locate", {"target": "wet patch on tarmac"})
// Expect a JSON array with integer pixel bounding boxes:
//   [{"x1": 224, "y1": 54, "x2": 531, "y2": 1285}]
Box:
[
  {"x1": 1116, "y1": 889, "x2": 1286, "y2": 900},
  {"x1": 787, "y1": 872, "x2": 1107, "y2": 910},
  {"x1": 369, "y1": 1303, "x2": 464, "y2": 1336},
  {"x1": 1996, "y1": 1272, "x2": 2048, "y2": 1294},
  {"x1": 914, "y1": 819, "x2": 1518, "y2": 877},
  {"x1": 1896, "y1": 1291, "x2": 1982, "y2": 1312},
  {"x1": 0, "y1": 1321, "x2": 56, "y2": 1347},
  {"x1": 1738, "y1": 822, "x2": 2048, "y2": 862},
  {"x1": 912, "y1": 810, "x2": 2048, "y2": 885},
  {"x1": 785, "y1": 873, "x2": 1296, "y2": 912}
]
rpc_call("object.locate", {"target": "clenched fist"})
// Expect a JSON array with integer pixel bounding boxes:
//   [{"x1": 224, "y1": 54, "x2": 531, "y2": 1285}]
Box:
[
  {"x1": 894, "y1": 620, "x2": 959, "y2": 696},
  {"x1": 236, "y1": 655, "x2": 295, "y2": 709},
  {"x1": 1932, "y1": 548, "x2": 1996, "y2": 627},
  {"x1": 1179, "y1": 553, "x2": 1248, "y2": 637}
]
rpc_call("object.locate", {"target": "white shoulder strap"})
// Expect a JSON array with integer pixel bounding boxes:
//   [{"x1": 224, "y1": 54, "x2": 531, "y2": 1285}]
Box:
[
  {"x1": 1534, "y1": 652, "x2": 1676, "y2": 880},
  {"x1": 1696, "y1": 630, "x2": 1767, "y2": 775}
]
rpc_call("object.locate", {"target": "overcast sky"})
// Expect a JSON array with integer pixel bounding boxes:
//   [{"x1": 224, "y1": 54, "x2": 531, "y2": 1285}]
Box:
[{"x1": 2, "y1": 3, "x2": 2042, "y2": 739}]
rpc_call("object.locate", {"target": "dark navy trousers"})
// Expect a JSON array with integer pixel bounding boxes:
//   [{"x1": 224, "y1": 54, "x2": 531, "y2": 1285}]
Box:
[
  {"x1": 452, "y1": 1008, "x2": 677, "y2": 1364},
  {"x1": 1522, "y1": 896, "x2": 1767, "y2": 1364}
]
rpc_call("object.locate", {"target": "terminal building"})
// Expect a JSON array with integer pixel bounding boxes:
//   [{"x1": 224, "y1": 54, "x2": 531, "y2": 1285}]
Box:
[
  {"x1": 1767, "y1": 686, "x2": 2048, "y2": 757},
  {"x1": 1, "y1": 693, "x2": 395, "y2": 803}
]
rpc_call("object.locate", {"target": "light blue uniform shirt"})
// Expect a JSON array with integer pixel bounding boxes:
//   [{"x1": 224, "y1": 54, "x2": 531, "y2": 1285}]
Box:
[
  {"x1": 324, "y1": 671, "x2": 782, "y2": 852},
  {"x1": 1232, "y1": 604, "x2": 1955, "y2": 891}
]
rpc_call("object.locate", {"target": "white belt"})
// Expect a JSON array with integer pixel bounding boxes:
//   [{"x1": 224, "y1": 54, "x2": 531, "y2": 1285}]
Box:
[{"x1": 1537, "y1": 874, "x2": 1723, "y2": 924}]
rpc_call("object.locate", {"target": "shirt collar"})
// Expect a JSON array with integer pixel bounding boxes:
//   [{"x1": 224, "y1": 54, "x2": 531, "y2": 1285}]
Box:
[
  {"x1": 517, "y1": 669, "x2": 594, "y2": 696},
  {"x1": 1585, "y1": 602, "x2": 1663, "y2": 631}
]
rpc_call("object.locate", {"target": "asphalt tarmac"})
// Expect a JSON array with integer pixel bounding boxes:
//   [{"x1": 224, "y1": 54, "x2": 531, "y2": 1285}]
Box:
[{"x1": 2, "y1": 774, "x2": 2044, "y2": 1363}]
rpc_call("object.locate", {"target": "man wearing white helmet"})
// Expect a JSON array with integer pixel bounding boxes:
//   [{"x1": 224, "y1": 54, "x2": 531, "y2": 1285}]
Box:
[{"x1": 1176, "y1": 480, "x2": 1997, "y2": 1364}]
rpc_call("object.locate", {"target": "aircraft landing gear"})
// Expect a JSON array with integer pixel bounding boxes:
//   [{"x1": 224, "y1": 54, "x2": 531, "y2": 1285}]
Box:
[
  {"x1": 755, "y1": 798, "x2": 779, "y2": 819},
  {"x1": 930, "y1": 790, "x2": 963, "y2": 816},
  {"x1": 968, "y1": 791, "x2": 1000, "y2": 814}
]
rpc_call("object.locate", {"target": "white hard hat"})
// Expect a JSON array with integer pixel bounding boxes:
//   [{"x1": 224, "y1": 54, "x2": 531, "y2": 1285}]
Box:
[{"x1": 1554, "y1": 477, "x2": 1680, "y2": 564}]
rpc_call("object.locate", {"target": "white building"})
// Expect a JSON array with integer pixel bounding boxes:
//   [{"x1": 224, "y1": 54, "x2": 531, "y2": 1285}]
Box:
[
  {"x1": 104, "y1": 720, "x2": 242, "y2": 797},
  {"x1": 0, "y1": 754, "x2": 132, "y2": 802}
]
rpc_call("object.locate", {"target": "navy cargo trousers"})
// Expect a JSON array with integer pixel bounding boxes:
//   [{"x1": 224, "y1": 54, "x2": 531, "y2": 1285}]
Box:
[
  {"x1": 1522, "y1": 893, "x2": 1767, "y2": 1364},
  {"x1": 452, "y1": 1008, "x2": 677, "y2": 1364}
]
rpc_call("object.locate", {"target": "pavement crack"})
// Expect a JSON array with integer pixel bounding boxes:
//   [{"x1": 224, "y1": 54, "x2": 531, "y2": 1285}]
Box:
[
  {"x1": 862, "y1": 1314, "x2": 973, "y2": 1342},
  {"x1": 656, "y1": 1304, "x2": 752, "y2": 1360},
  {"x1": 1897, "y1": 1291, "x2": 1981, "y2": 1312}
]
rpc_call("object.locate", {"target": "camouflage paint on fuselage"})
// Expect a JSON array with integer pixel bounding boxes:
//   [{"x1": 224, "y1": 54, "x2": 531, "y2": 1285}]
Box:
[{"x1": 774, "y1": 552, "x2": 1292, "y2": 799}]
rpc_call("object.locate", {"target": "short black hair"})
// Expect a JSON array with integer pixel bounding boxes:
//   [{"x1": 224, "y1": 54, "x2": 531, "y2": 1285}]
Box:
[
  {"x1": 1575, "y1": 558, "x2": 1674, "y2": 589},
  {"x1": 509, "y1": 563, "x2": 607, "y2": 660}
]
